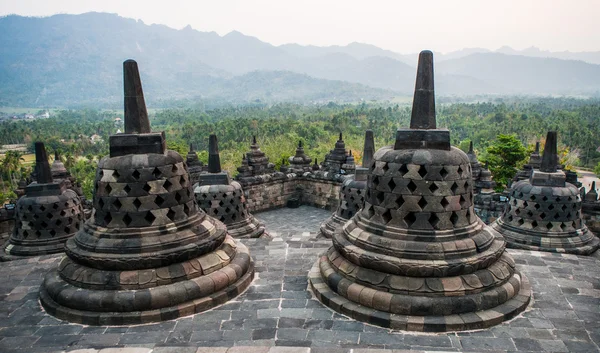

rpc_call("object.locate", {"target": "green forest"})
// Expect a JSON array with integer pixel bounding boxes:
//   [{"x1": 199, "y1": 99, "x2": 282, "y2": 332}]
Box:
[{"x1": 1, "y1": 97, "x2": 599, "y2": 202}]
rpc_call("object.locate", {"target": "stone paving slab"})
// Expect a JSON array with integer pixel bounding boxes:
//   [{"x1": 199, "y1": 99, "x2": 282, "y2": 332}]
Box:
[{"x1": 0, "y1": 206, "x2": 599, "y2": 352}]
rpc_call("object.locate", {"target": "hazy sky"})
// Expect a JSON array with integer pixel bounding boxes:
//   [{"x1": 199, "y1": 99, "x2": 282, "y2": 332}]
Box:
[{"x1": 1, "y1": 0, "x2": 599, "y2": 53}]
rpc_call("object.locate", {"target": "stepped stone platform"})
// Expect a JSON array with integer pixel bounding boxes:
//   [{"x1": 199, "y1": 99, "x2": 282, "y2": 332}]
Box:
[{"x1": 0, "y1": 207, "x2": 600, "y2": 353}]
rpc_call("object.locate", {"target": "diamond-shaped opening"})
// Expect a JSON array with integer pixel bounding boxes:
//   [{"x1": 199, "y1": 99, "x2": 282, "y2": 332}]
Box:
[
  {"x1": 523, "y1": 201, "x2": 528, "y2": 207},
  {"x1": 534, "y1": 203, "x2": 540, "y2": 209},
  {"x1": 457, "y1": 166, "x2": 463, "y2": 175},
  {"x1": 180, "y1": 175, "x2": 187, "y2": 187},
  {"x1": 404, "y1": 212, "x2": 417, "y2": 227},
  {"x1": 219, "y1": 200, "x2": 225, "y2": 207},
  {"x1": 530, "y1": 195, "x2": 536, "y2": 201},
  {"x1": 33, "y1": 214, "x2": 39, "y2": 219},
  {"x1": 144, "y1": 211, "x2": 155, "y2": 224},
  {"x1": 22, "y1": 230, "x2": 29, "y2": 237},
  {"x1": 167, "y1": 209, "x2": 177, "y2": 221},
  {"x1": 175, "y1": 192, "x2": 182, "y2": 203},
  {"x1": 49, "y1": 229, "x2": 56, "y2": 237},
  {"x1": 117, "y1": 213, "x2": 131, "y2": 226},
  {"x1": 440, "y1": 197, "x2": 449, "y2": 209},
  {"x1": 399, "y1": 164, "x2": 409, "y2": 175},
  {"x1": 450, "y1": 212, "x2": 459, "y2": 226},
  {"x1": 183, "y1": 203, "x2": 190, "y2": 216},
  {"x1": 40, "y1": 205, "x2": 46, "y2": 211},
  {"x1": 133, "y1": 198, "x2": 142, "y2": 210},
  {"x1": 27, "y1": 205, "x2": 33, "y2": 212},
  {"x1": 172, "y1": 164, "x2": 178, "y2": 173},
  {"x1": 225, "y1": 207, "x2": 231, "y2": 214},
  {"x1": 513, "y1": 199, "x2": 518, "y2": 206},
  {"x1": 519, "y1": 192, "x2": 524, "y2": 198},
  {"x1": 407, "y1": 180, "x2": 418, "y2": 193},
  {"x1": 143, "y1": 183, "x2": 152, "y2": 193},
  {"x1": 53, "y1": 203, "x2": 59, "y2": 210},
  {"x1": 439, "y1": 167, "x2": 448, "y2": 179},
  {"x1": 75, "y1": 222, "x2": 80, "y2": 230},
  {"x1": 40, "y1": 221, "x2": 48, "y2": 228},
  {"x1": 98, "y1": 199, "x2": 105, "y2": 209},
  {"x1": 35, "y1": 230, "x2": 42, "y2": 236},
  {"x1": 60, "y1": 210, "x2": 67, "y2": 216},
  {"x1": 365, "y1": 205, "x2": 375, "y2": 219},
  {"x1": 531, "y1": 220, "x2": 538, "y2": 228},
  {"x1": 540, "y1": 212, "x2": 546, "y2": 219},
  {"x1": 376, "y1": 191, "x2": 385, "y2": 205},
  {"x1": 572, "y1": 221, "x2": 577, "y2": 228},
  {"x1": 382, "y1": 163, "x2": 389, "y2": 173},
  {"x1": 372, "y1": 176, "x2": 380, "y2": 187},
  {"x1": 105, "y1": 184, "x2": 112, "y2": 194},
  {"x1": 459, "y1": 195, "x2": 467, "y2": 207},
  {"x1": 561, "y1": 204, "x2": 568, "y2": 211},
  {"x1": 515, "y1": 208, "x2": 521, "y2": 215},
  {"x1": 418, "y1": 165, "x2": 427, "y2": 178},
  {"x1": 388, "y1": 178, "x2": 396, "y2": 191},
  {"x1": 542, "y1": 196, "x2": 548, "y2": 201},
  {"x1": 548, "y1": 204, "x2": 554, "y2": 210},
  {"x1": 155, "y1": 195, "x2": 164, "y2": 207},
  {"x1": 112, "y1": 170, "x2": 120, "y2": 179},
  {"x1": 132, "y1": 169, "x2": 141, "y2": 180},
  {"x1": 508, "y1": 215, "x2": 513, "y2": 222},
  {"x1": 555, "y1": 197, "x2": 561, "y2": 202},
  {"x1": 429, "y1": 183, "x2": 439, "y2": 193},
  {"x1": 152, "y1": 167, "x2": 162, "y2": 178},
  {"x1": 560, "y1": 222, "x2": 567, "y2": 230},
  {"x1": 46, "y1": 213, "x2": 53, "y2": 219},
  {"x1": 113, "y1": 199, "x2": 122, "y2": 210},
  {"x1": 124, "y1": 184, "x2": 132, "y2": 193},
  {"x1": 518, "y1": 218, "x2": 524, "y2": 225},
  {"x1": 395, "y1": 195, "x2": 405, "y2": 208},
  {"x1": 572, "y1": 203, "x2": 577, "y2": 209},
  {"x1": 163, "y1": 179, "x2": 173, "y2": 192},
  {"x1": 546, "y1": 222, "x2": 553, "y2": 230},
  {"x1": 464, "y1": 181, "x2": 470, "y2": 190},
  {"x1": 554, "y1": 213, "x2": 560, "y2": 220},
  {"x1": 381, "y1": 209, "x2": 392, "y2": 224},
  {"x1": 231, "y1": 213, "x2": 237, "y2": 221},
  {"x1": 429, "y1": 213, "x2": 440, "y2": 229},
  {"x1": 356, "y1": 189, "x2": 361, "y2": 195},
  {"x1": 451, "y1": 182, "x2": 459, "y2": 194},
  {"x1": 566, "y1": 212, "x2": 572, "y2": 218},
  {"x1": 104, "y1": 213, "x2": 112, "y2": 225},
  {"x1": 55, "y1": 219, "x2": 62, "y2": 226},
  {"x1": 466, "y1": 209, "x2": 471, "y2": 221},
  {"x1": 418, "y1": 197, "x2": 428, "y2": 210}
]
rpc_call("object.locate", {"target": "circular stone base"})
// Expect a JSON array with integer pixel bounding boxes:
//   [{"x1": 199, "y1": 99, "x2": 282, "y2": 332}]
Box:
[
  {"x1": 39, "y1": 242, "x2": 254, "y2": 326},
  {"x1": 227, "y1": 216, "x2": 267, "y2": 239},
  {"x1": 4, "y1": 240, "x2": 67, "y2": 258},
  {"x1": 319, "y1": 214, "x2": 346, "y2": 238},
  {"x1": 308, "y1": 256, "x2": 531, "y2": 332}
]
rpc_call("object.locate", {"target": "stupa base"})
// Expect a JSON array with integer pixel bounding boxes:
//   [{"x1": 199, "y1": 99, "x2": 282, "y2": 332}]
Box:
[
  {"x1": 39, "y1": 238, "x2": 254, "y2": 325},
  {"x1": 308, "y1": 253, "x2": 531, "y2": 332},
  {"x1": 319, "y1": 214, "x2": 346, "y2": 238},
  {"x1": 227, "y1": 216, "x2": 267, "y2": 239}
]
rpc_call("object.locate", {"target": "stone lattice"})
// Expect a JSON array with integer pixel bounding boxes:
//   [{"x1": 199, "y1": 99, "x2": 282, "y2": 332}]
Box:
[
  {"x1": 195, "y1": 134, "x2": 266, "y2": 239},
  {"x1": 4, "y1": 143, "x2": 84, "y2": 257},
  {"x1": 39, "y1": 60, "x2": 254, "y2": 325},
  {"x1": 582, "y1": 181, "x2": 600, "y2": 237},
  {"x1": 309, "y1": 51, "x2": 531, "y2": 332},
  {"x1": 493, "y1": 132, "x2": 599, "y2": 255}
]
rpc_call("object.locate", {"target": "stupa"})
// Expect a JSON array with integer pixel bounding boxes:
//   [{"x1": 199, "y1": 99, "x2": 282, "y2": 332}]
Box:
[
  {"x1": 186, "y1": 143, "x2": 205, "y2": 185},
  {"x1": 322, "y1": 133, "x2": 355, "y2": 173},
  {"x1": 582, "y1": 181, "x2": 600, "y2": 236},
  {"x1": 309, "y1": 51, "x2": 531, "y2": 332},
  {"x1": 319, "y1": 130, "x2": 374, "y2": 238},
  {"x1": 236, "y1": 136, "x2": 275, "y2": 183},
  {"x1": 493, "y1": 132, "x2": 599, "y2": 255},
  {"x1": 51, "y1": 151, "x2": 83, "y2": 196},
  {"x1": 195, "y1": 135, "x2": 266, "y2": 238},
  {"x1": 467, "y1": 142, "x2": 496, "y2": 193},
  {"x1": 39, "y1": 60, "x2": 254, "y2": 325},
  {"x1": 288, "y1": 140, "x2": 312, "y2": 173},
  {"x1": 514, "y1": 142, "x2": 541, "y2": 182},
  {"x1": 4, "y1": 142, "x2": 84, "y2": 257}
]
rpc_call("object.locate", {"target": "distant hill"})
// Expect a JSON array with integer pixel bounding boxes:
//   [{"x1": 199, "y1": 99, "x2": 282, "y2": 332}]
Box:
[{"x1": 1, "y1": 12, "x2": 599, "y2": 107}]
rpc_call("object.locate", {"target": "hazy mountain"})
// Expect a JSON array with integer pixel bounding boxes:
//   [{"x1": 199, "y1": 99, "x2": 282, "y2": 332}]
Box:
[
  {"x1": 495, "y1": 46, "x2": 600, "y2": 65},
  {"x1": 1, "y1": 12, "x2": 599, "y2": 107}
]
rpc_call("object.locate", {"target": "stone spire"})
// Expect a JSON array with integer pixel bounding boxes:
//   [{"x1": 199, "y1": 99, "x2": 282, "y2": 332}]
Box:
[
  {"x1": 410, "y1": 50, "x2": 435, "y2": 130},
  {"x1": 362, "y1": 130, "x2": 374, "y2": 168},
  {"x1": 586, "y1": 181, "x2": 598, "y2": 202},
  {"x1": 35, "y1": 142, "x2": 53, "y2": 184},
  {"x1": 289, "y1": 140, "x2": 312, "y2": 172},
  {"x1": 310, "y1": 50, "x2": 531, "y2": 332},
  {"x1": 540, "y1": 131, "x2": 558, "y2": 173},
  {"x1": 236, "y1": 136, "x2": 275, "y2": 182},
  {"x1": 123, "y1": 59, "x2": 150, "y2": 134},
  {"x1": 40, "y1": 59, "x2": 253, "y2": 325},
  {"x1": 323, "y1": 132, "x2": 353, "y2": 173},
  {"x1": 208, "y1": 134, "x2": 221, "y2": 173}
]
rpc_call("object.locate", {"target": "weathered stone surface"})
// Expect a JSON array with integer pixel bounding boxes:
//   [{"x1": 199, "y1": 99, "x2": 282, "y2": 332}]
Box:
[
  {"x1": 236, "y1": 137, "x2": 275, "y2": 183},
  {"x1": 493, "y1": 131, "x2": 599, "y2": 255},
  {"x1": 309, "y1": 50, "x2": 531, "y2": 332},
  {"x1": 287, "y1": 141, "x2": 312, "y2": 173},
  {"x1": 582, "y1": 181, "x2": 600, "y2": 236},
  {"x1": 3, "y1": 142, "x2": 84, "y2": 258},
  {"x1": 186, "y1": 144, "x2": 205, "y2": 186},
  {"x1": 322, "y1": 133, "x2": 354, "y2": 174},
  {"x1": 38, "y1": 60, "x2": 254, "y2": 325}
]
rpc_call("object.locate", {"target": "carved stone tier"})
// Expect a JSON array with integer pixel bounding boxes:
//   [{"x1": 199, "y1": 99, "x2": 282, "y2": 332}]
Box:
[
  {"x1": 186, "y1": 144, "x2": 205, "y2": 185},
  {"x1": 493, "y1": 132, "x2": 599, "y2": 255},
  {"x1": 288, "y1": 141, "x2": 312, "y2": 173},
  {"x1": 195, "y1": 181, "x2": 266, "y2": 239},
  {"x1": 236, "y1": 137, "x2": 275, "y2": 183},
  {"x1": 319, "y1": 169, "x2": 367, "y2": 238},
  {"x1": 39, "y1": 59, "x2": 254, "y2": 325},
  {"x1": 309, "y1": 50, "x2": 530, "y2": 332},
  {"x1": 323, "y1": 133, "x2": 354, "y2": 173}
]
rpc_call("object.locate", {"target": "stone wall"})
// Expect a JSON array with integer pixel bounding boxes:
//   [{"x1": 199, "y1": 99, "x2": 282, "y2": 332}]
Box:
[
  {"x1": 0, "y1": 208, "x2": 15, "y2": 244},
  {"x1": 243, "y1": 176, "x2": 342, "y2": 213}
]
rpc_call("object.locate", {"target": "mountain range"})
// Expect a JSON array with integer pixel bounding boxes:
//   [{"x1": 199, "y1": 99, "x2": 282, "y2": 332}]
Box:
[{"x1": 1, "y1": 12, "x2": 599, "y2": 107}]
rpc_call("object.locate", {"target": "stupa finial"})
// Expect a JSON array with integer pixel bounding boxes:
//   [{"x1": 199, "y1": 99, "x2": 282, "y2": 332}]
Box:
[
  {"x1": 410, "y1": 50, "x2": 436, "y2": 130},
  {"x1": 252, "y1": 135, "x2": 257, "y2": 144},
  {"x1": 339, "y1": 132, "x2": 343, "y2": 141},
  {"x1": 540, "y1": 131, "x2": 558, "y2": 173},
  {"x1": 123, "y1": 59, "x2": 150, "y2": 134},
  {"x1": 535, "y1": 141, "x2": 540, "y2": 153},
  {"x1": 35, "y1": 142, "x2": 53, "y2": 184},
  {"x1": 208, "y1": 134, "x2": 221, "y2": 173},
  {"x1": 362, "y1": 130, "x2": 374, "y2": 168},
  {"x1": 468, "y1": 141, "x2": 474, "y2": 154}
]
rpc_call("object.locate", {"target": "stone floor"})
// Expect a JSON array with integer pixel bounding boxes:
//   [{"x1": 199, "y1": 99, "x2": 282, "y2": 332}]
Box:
[{"x1": 0, "y1": 206, "x2": 599, "y2": 353}]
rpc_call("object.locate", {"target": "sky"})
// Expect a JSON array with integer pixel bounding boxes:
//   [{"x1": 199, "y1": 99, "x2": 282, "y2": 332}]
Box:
[{"x1": 1, "y1": 0, "x2": 599, "y2": 54}]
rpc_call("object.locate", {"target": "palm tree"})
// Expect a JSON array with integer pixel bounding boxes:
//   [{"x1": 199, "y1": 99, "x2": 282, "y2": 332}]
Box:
[{"x1": 1, "y1": 150, "x2": 25, "y2": 188}]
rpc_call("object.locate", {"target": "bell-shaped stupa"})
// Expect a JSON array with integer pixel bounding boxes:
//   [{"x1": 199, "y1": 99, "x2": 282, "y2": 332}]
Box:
[
  {"x1": 582, "y1": 181, "x2": 600, "y2": 236},
  {"x1": 309, "y1": 51, "x2": 531, "y2": 332},
  {"x1": 288, "y1": 140, "x2": 312, "y2": 173},
  {"x1": 322, "y1": 133, "x2": 354, "y2": 173},
  {"x1": 236, "y1": 136, "x2": 275, "y2": 182},
  {"x1": 514, "y1": 142, "x2": 541, "y2": 182},
  {"x1": 186, "y1": 143, "x2": 205, "y2": 185},
  {"x1": 467, "y1": 142, "x2": 496, "y2": 193},
  {"x1": 320, "y1": 130, "x2": 374, "y2": 238},
  {"x1": 39, "y1": 60, "x2": 254, "y2": 325},
  {"x1": 492, "y1": 131, "x2": 599, "y2": 255},
  {"x1": 194, "y1": 135, "x2": 266, "y2": 238},
  {"x1": 4, "y1": 142, "x2": 84, "y2": 257}
]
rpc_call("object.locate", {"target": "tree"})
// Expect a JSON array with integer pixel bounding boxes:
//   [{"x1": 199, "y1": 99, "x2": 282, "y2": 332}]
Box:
[
  {"x1": 486, "y1": 134, "x2": 528, "y2": 191},
  {"x1": 594, "y1": 162, "x2": 600, "y2": 177}
]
